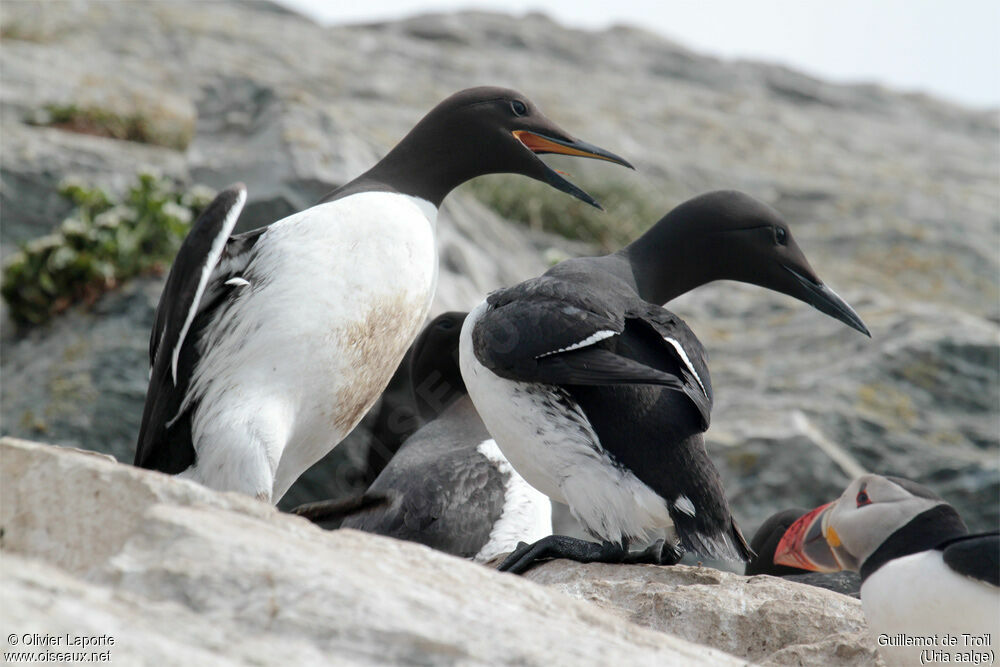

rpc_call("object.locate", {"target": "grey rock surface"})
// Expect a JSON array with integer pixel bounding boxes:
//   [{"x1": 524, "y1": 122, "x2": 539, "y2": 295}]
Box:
[
  {"x1": 2, "y1": 437, "x2": 749, "y2": 666},
  {"x1": 522, "y1": 560, "x2": 882, "y2": 666},
  {"x1": 0, "y1": 0, "x2": 997, "y2": 534}
]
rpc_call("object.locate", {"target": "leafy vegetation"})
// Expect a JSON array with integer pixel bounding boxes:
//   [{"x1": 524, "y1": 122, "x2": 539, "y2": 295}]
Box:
[
  {"x1": 2, "y1": 173, "x2": 214, "y2": 326},
  {"x1": 26, "y1": 104, "x2": 191, "y2": 150},
  {"x1": 463, "y1": 174, "x2": 673, "y2": 251}
]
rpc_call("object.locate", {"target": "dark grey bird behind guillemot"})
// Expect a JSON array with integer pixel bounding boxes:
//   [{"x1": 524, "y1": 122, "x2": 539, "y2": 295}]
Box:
[
  {"x1": 294, "y1": 312, "x2": 552, "y2": 562},
  {"x1": 134, "y1": 87, "x2": 633, "y2": 503},
  {"x1": 460, "y1": 190, "x2": 870, "y2": 574},
  {"x1": 363, "y1": 306, "x2": 471, "y2": 483}
]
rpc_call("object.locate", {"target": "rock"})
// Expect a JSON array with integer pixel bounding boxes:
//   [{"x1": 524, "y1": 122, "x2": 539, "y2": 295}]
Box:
[
  {"x1": 1, "y1": 437, "x2": 747, "y2": 665},
  {"x1": 0, "y1": 278, "x2": 158, "y2": 463},
  {"x1": 0, "y1": 1, "x2": 996, "y2": 531},
  {"x1": 522, "y1": 560, "x2": 882, "y2": 666}
]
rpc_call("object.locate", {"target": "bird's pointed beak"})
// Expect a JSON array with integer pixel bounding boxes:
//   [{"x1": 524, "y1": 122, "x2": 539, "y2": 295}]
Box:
[
  {"x1": 773, "y1": 502, "x2": 857, "y2": 572},
  {"x1": 512, "y1": 131, "x2": 634, "y2": 168},
  {"x1": 512, "y1": 130, "x2": 634, "y2": 210},
  {"x1": 783, "y1": 266, "x2": 871, "y2": 337}
]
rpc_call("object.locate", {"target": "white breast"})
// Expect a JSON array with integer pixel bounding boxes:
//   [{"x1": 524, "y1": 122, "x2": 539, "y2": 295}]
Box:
[
  {"x1": 473, "y1": 438, "x2": 553, "y2": 562},
  {"x1": 861, "y1": 550, "x2": 999, "y2": 667},
  {"x1": 459, "y1": 300, "x2": 673, "y2": 544},
  {"x1": 185, "y1": 191, "x2": 438, "y2": 501}
]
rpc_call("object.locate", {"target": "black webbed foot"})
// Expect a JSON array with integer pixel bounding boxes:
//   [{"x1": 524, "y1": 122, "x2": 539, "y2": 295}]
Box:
[
  {"x1": 498, "y1": 535, "x2": 626, "y2": 575},
  {"x1": 499, "y1": 536, "x2": 687, "y2": 574},
  {"x1": 622, "y1": 539, "x2": 685, "y2": 565}
]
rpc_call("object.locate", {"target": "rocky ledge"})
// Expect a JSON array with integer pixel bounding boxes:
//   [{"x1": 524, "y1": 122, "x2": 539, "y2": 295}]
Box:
[
  {"x1": 0, "y1": 438, "x2": 882, "y2": 665},
  {"x1": 1, "y1": 0, "x2": 996, "y2": 532}
]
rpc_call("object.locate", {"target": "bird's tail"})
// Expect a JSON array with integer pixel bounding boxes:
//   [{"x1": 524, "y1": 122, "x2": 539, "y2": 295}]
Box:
[
  {"x1": 291, "y1": 492, "x2": 389, "y2": 524},
  {"x1": 670, "y1": 508, "x2": 754, "y2": 563},
  {"x1": 664, "y1": 436, "x2": 755, "y2": 563}
]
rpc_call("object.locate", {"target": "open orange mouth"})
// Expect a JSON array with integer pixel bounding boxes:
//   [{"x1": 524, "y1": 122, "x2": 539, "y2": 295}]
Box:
[{"x1": 512, "y1": 130, "x2": 633, "y2": 166}]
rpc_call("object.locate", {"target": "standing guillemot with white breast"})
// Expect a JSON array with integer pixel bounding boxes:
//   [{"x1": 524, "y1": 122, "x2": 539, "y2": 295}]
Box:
[
  {"x1": 294, "y1": 312, "x2": 552, "y2": 562},
  {"x1": 773, "y1": 474, "x2": 998, "y2": 666},
  {"x1": 460, "y1": 190, "x2": 871, "y2": 574},
  {"x1": 133, "y1": 87, "x2": 633, "y2": 503}
]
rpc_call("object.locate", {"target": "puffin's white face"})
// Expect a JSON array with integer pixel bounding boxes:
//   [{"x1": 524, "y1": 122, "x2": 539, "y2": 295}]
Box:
[
  {"x1": 774, "y1": 474, "x2": 945, "y2": 573},
  {"x1": 823, "y1": 475, "x2": 943, "y2": 566}
]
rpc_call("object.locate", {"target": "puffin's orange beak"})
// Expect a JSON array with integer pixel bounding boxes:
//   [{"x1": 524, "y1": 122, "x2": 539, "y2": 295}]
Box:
[{"x1": 773, "y1": 502, "x2": 843, "y2": 572}]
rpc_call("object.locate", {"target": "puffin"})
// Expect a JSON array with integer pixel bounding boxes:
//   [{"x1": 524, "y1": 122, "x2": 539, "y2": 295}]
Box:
[
  {"x1": 294, "y1": 312, "x2": 552, "y2": 562},
  {"x1": 459, "y1": 190, "x2": 871, "y2": 573},
  {"x1": 774, "y1": 474, "x2": 999, "y2": 667},
  {"x1": 133, "y1": 87, "x2": 633, "y2": 503},
  {"x1": 745, "y1": 508, "x2": 861, "y2": 597}
]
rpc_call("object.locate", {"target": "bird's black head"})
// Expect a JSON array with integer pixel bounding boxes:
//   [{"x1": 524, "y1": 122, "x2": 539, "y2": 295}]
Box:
[
  {"x1": 372, "y1": 86, "x2": 633, "y2": 208},
  {"x1": 745, "y1": 508, "x2": 812, "y2": 576},
  {"x1": 408, "y1": 311, "x2": 469, "y2": 421},
  {"x1": 624, "y1": 190, "x2": 870, "y2": 336}
]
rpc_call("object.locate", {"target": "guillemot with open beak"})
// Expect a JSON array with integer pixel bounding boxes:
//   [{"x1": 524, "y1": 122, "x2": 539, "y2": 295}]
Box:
[
  {"x1": 134, "y1": 87, "x2": 632, "y2": 503},
  {"x1": 774, "y1": 474, "x2": 998, "y2": 667},
  {"x1": 294, "y1": 312, "x2": 552, "y2": 562},
  {"x1": 460, "y1": 190, "x2": 870, "y2": 573}
]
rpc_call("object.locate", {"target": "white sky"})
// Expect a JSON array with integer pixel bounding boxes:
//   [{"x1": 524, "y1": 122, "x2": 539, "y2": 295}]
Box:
[{"x1": 277, "y1": 0, "x2": 999, "y2": 109}]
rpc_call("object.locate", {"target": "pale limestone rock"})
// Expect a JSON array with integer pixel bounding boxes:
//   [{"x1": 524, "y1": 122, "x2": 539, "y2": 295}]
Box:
[
  {"x1": 3, "y1": 555, "x2": 327, "y2": 666},
  {"x1": 0, "y1": 438, "x2": 745, "y2": 666},
  {"x1": 523, "y1": 560, "x2": 883, "y2": 666}
]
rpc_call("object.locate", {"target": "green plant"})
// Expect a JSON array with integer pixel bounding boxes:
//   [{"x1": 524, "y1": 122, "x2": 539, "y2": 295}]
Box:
[
  {"x1": 462, "y1": 175, "x2": 673, "y2": 251},
  {"x1": 26, "y1": 104, "x2": 191, "y2": 150},
  {"x1": 2, "y1": 173, "x2": 214, "y2": 326}
]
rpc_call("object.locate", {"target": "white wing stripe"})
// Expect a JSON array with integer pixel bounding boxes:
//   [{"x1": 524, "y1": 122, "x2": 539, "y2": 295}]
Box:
[
  {"x1": 662, "y1": 335, "x2": 708, "y2": 397},
  {"x1": 536, "y1": 330, "x2": 617, "y2": 358},
  {"x1": 674, "y1": 494, "x2": 696, "y2": 517},
  {"x1": 171, "y1": 187, "x2": 247, "y2": 385}
]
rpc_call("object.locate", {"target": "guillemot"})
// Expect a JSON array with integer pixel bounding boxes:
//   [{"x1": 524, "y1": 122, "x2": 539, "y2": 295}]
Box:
[
  {"x1": 745, "y1": 508, "x2": 861, "y2": 596},
  {"x1": 295, "y1": 312, "x2": 552, "y2": 562},
  {"x1": 459, "y1": 190, "x2": 870, "y2": 573},
  {"x1": 133, "y1": 87, "x2": 633, "y2": 502},
  {"x1": 774, "y1": 474, "x2": 999, "y2": 667}
]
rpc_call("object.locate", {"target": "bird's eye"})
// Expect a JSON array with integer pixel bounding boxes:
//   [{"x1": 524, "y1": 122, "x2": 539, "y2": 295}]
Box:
[
  {"x1": 775, "y1": 227, "x2": 788, "y2": 245},
  {"x1": 856, "y1": 490, "x2": 871, "y2": 507},
  {"x1": 437, "y1": 319, "x2": 454, "y2": 330},
  {"x1": 511, "y1": 100, "x2": 527, "y2": 116}
]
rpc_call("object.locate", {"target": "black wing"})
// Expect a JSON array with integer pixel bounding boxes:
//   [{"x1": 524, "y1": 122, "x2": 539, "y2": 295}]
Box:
[
  {"x1": 473, "y1": 282, "x2": 624, "y2": 373},
  {"x1": 941, "y1": 532, "x2": 1000, "y2": 587},
  {"x1": 563, "y1": 316, "x2": 747, "y2": 561},
  {"x1": 134, "y1": 184, "x2": 247, "y2": 471},
  {"x1": 473, "y1": 290, "x2": 742, "y2": 560},
  {"x1": 148, "y1": 184, "x2": 247, "y2": 379},
  {"x1": 472, "y1": 289, "x2": 711, "y2": 426}
]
